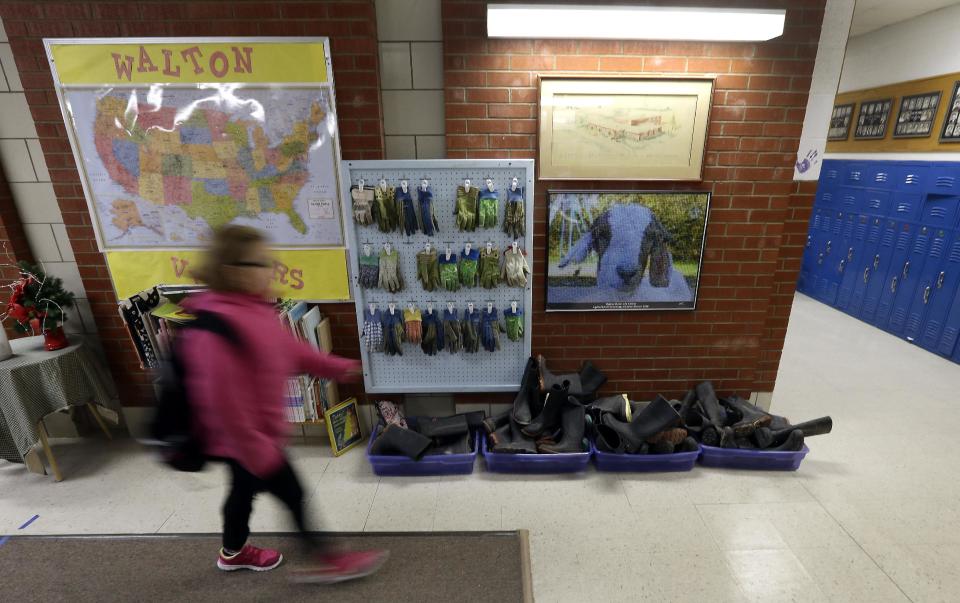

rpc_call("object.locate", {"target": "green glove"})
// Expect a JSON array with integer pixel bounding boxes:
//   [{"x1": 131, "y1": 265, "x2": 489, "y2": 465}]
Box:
[
  {"x1": 442, "y1": 309, "x2": 461, "y2": 354},
  {"x1": 455, "y1": 185, "x2": 479, "y2": 231},
  {"x1": 479, "y1": 247, "x2": 500, "y2": 289},
  {"x1": 416, "y1": 249, "x2": 441, "y2": 292},
  {"x1": 374, "y1": 186, "x2": 399, "y2": 233},
  {"x1": 459, "y1": 249, "x2": 479, "y2": 287},
  {"x1": 439, "y1": 253, "x2": 459, "y2": 291},
  {"x1": 478, "y1": 190, "x2": 498, "y2": 229},
  {"x1": 501, "y1": 248, "x2": 529, "y2": 288},
  {"x1": 378, "y1": 248, "x2": 403, "y2": 293},
  {"x1": 504, "y1": 307, "x2": 523, "y2": 342},
  {"x1": 461, "y1": 309, "x2": 480, "y2": 353},
  {"x1": 503, "y1": 187, "x2": 525, "y2": 239}
]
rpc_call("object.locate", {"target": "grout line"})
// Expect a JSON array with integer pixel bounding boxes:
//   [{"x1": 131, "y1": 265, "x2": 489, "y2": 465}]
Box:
[
  {"x1": 360, "y1": 479, "x2": 382, "y2": 532},
  {"x1": 154, "y1": 510, "x2": 176, "y2": 534},
  {"x1": 22, "y1": 138, "x2": 40, "y2": 182}
]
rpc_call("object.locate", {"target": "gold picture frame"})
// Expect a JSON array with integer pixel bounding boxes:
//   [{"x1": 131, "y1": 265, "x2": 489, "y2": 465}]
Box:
[
  {"x1": 324, "y1": 397, "x2": 363, "y2": 457},
  {"x1": 538, "y1": 76, "x2": 714, "y2": 181}
]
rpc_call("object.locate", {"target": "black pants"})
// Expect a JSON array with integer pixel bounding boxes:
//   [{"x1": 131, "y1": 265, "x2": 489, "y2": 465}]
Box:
[{"x1": 222, "y1": 458, "x2": 325, "y2": 553}]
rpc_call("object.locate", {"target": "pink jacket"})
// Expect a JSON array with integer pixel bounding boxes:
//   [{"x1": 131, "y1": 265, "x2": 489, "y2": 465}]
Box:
[{"x1": 180, "y1": 291, "x2": 358, "y2": 478}]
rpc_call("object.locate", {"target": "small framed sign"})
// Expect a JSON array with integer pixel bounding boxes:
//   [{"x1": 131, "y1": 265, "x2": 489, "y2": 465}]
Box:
[
  {"x1": 827, "y1": 103, "x2": 854, "y2": 140},
  {"x1": 324, "y1": 397, "x2": 363, "y2": 456},
  {"x1": 893, "y1": 91, "x2": 941, "y2": 138},
  {"x1": 854, "y1": 99, "x2": 893, "y2": 140},
  {"x1": 940, "y1": 81, "x2": 960, "y2": 142}
]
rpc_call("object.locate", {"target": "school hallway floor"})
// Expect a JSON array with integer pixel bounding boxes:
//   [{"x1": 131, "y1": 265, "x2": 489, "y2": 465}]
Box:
[{"x1": 3, "y1": 293, "x2": 959, "y2": 602}]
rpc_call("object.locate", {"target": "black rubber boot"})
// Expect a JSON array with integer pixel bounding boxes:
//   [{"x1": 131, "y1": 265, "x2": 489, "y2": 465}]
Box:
[
  {"x1": 482, "y1": 410, "x2": 511, "y2": 435},
  {"x1": 577, "y1": 361, "x2": 607, "y2": 400},
  {"x1": 719, "y1": 426, "x2": 738, "y2": 449},
  {"x1": 649, "y1": 440, "x2": 675, "y2": 454},
  {"x1": 417, "y1": 414, "x2": 469, "y2": 439},
  {"x1": 522, "y1": 382, "x2": 569, "y2": 437},
  {"x1": 425, "y1": 432, "x2": 471, "y2": 455},
  {"x1": 629, "y1": 395, "x2": 682, "y2": 442},
  {"x1": 539, "y1": 401, "x2": 586, "y2": 454},
  {"x1": 770, "y1": 429, "x2": 805, "y2": 451},
  {"x1": 587, "y1": 394, "x2": 631, "y2": 423},
  {"x1": 538, "y1": 355, "x2": 583, "y2": 396},
  {"x1": 695, "y1": 381, "x2": 727, "y2": 430},
  {"x1": 508, "y1": 415, "x2": 538, "y2": 453},
  {"x1": 678, "y1": 436, "x2": 699, "y2": 453},
  {"x1": 756, "y1": 416, "x2": 831, "y2": 448},
  {"x1": 595, "y1": 423, "x2": 624, "y2": 453},
  {"x1": 370, "y1": 424, "x2": 432, "y2": 460},
  {"x1": 721, "y1": 395, "x2": 772, "y2": 437},
  {"x1": 512, "y1": 357, "x2": 539, "y2": 426},
  {"x1": 646, "y1": 427, "x2": 688, "y2": 446},
  {"x1": 677, "y1": 389, "x2": 697, "y2": 418}
]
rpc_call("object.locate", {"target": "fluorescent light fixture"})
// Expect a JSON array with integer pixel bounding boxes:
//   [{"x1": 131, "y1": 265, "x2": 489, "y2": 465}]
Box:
[{"x1": 487, "y1": 4, "x2": 786, "y2": 41}]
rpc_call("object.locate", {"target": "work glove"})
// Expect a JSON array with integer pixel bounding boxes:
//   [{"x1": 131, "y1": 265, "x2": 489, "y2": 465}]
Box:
[
  {"x1": 358, "y1": 251, "x2": 379, "y2": 289},
  {"x1": 442, "y1": 308, "x2": 461, "y2": 354},
  {"x1": 504, "y1": 307, "x2": 523, "y2": 342},
  {"x1": 478, "y1": 189, "x2": 499, "y2": 229},
  {"x1": 362, "y1": 309, "x2": 384, "y2": 352},
  {"x1": 352, "y1": 187, "x2": 375, "y2": 226},
  {"x1": 416, "y1": 249, "x2": 441, "y2": 292},
  {"x1": 382, "y1": 310, "x2": 404, "y2": 356},
  {"x1": 373, "y1": 186, "x2": 399, "y2": 233},
  {"x1": 398, "y1": 187, "x2": 419, "y2": 236},
  {"x1": 503, "y1": 187, "x2": 525, "y2": 239},
  {"x1": 418, "y1": 187, "x2": 439, "y2": 236},
  {"x1": 480, "y1": 307, "x2": 502, "y2": 352},
  {"x1": 454, "y1": 185, "x2": 479, "y2": 231},
  {"x1": 501, "y1": 247, "x2": 529, "y2": 288},
  {"x1": 378, "y1": 249, "x2": 403, "y2": 293},
  {"x1": 420, "y1": 311, "x2": 443, "y2": 356},
  {"x1": 461, "y1": 309, "x2": 481, "y2": 353},
  {"x1": 459, "y1": 249, "x2": 479, "y2": 287},
  {"x1": 439, "y1": 252, "x2": 459, "y2": 291},
  {"x1": 404, "y1": 306, "x2": 422, "y2": 344},
  {"x1": 479, "y1": 247, "x2": 501, "y2": 289}
]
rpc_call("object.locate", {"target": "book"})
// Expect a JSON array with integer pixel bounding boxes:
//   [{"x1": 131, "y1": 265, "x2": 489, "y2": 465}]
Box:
[
  {"x1": 286, "y1": 301, "x2": 309, "y2": 340},
  {"x1": 300, "y1": 307, "x2": 323, "y2": 350},
  {"x1": 150, "y1": 301, "x2": 195, "y2": 323},
  {"x1": 316, "y1": 317, "x2": 334, "y2": 353}
]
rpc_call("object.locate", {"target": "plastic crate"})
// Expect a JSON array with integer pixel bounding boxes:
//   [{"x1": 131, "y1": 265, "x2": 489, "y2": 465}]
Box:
[
  {"x1": 591, "y1": 441, "x2": 700, "y2": 472},
  {"x1": 366, "y1": 424, "x2": 478, "y2": 476},
  {"x1": 480, "y1": 437, "x2": 591, "y2": 473},
  {"x1": 698, "y1": 444, "x2": 809, "y2": 471}
]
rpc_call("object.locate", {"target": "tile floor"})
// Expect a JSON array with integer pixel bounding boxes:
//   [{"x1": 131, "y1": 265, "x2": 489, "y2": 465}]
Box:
[{"x1": 3, "y1": 293, "x2": 960, "y2": 601}]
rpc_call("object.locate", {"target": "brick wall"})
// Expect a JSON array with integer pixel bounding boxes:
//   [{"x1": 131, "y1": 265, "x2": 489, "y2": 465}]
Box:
[
  {"x1": 443, "y1": 0, "x2": 825, "y2": 398},
  {"x1": 0, "y1": 165, "x2": 34, "y2": 339},
  {"x1": 0, "y1": 1, "x2": 381, "y2": 404}
]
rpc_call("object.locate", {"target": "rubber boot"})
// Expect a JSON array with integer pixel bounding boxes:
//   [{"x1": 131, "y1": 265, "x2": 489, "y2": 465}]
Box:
[
  {"x1": 721, "y1": 395, "x2": 772, "y2": 437},
  {"x1": 770, "y1": 429, "x2": 804, "y2": 451},
  {"x1": 677, "y1": 389, "x2": 697, "y2": 418},
  {"x1": 756, "y1": 416, "x2": 831, "y2": 448},
  {"x1": 646, "y1": 427, "x2": 688, "y2": 446},
  {"x1": 417, "y1": 414, "x2": 469, "y2": 439},
  {"x1": 601, "y1": 396, "x2": 681, "y2": 453},
  {"x1": 512, "y1": 357, "x2": 540, "y2": 426},
  {"x1": 522, "y1": 382, "x2": 569, "y2": 437},
  {"x1": 370, "y1": 424, "x2": 432, "y2": 460},
  {"x1": 719, "y1": 426, "x2": 738, "y2": 449},
  {"x1": 595, "y1": 423, "x2": 625, "y2": 453},
  {"x1": 482, "y1": 410, "x2": 511, "y2": 436},
  {"x1": 425, "y1": 432, "x2": 471, "y2": 455},
  {"x1": 587, "y1": 394, "x2": 631, "y2": 423},
  {"x1": 695, "y1": 381, "x2": 726, "y2": 430},
  {"x1": 678, "y1": 436, "x2": 699, "y2": 453},
  {"x1": 577, "y1": 360, "x2": 607, "y2": 400},
  {"x1": 539, "y1": 401, "x2": 586, "y2": 454},
  {"x1": 508, "y1": 415, "x2": 538, "y2": 453},
  {"x1": 538, "y1": 354, "x2": 583, "y2": 396},
  {"x1": 490, "y1": 422, "x2": 513, "y2": 451},
  {"x1": 649, "y1": 440, "x2": 675, "y2": 454}
]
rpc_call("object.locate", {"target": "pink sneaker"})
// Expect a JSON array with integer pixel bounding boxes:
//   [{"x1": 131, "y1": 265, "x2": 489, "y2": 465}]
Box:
[
  {"x1": 217, "y1": 544, "x2": 283, "y2": 572},
  {"x1": 290, "y1": 549, "x2": 389, "y2": 584}
]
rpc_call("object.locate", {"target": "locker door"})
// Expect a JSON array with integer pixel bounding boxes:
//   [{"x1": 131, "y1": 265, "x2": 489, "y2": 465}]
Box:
[
  {"x1": 844, "y1": 162, "x2": 866, "y2": 186},
  {"x1": 903, "y1": 229, "x2": 954, "y2": 342},
  {"x1": 836, "y1": 214, "x2": 873, "y2": 312},
  {"x1": 797, "y1": 208, "x2": 823, "y2": 294},
  {"x1": 937, "y1": 283, "x2": 960, "y2": 357},
  {"x1": 887, "y1": 225, "x2": 935, "y2": 335},
  {"x1": 865, "y1": 162, "x2": 896, "y2": 189},
  {"x1": 823, "y1": 212, "x2": 857, "y2": 306},
  {"x1": 919, "y1": 236, "x2": 960, "y2": 351},
  {"x1": 926, "y1": 163, "x2": 960, "y2": 196},
  {"x1": 847, "y1": 216, "x2": 886, "y2": 316},
  {"x1": 896, "y1": 163, "x2": 929, "y2": 192},
  {"x1": 812, "y1": 211, "x2": 838, "y2": 302},
  {"x1": 838, "y1": 187, "x2": 859, "y2": 214},
  {"x1": 920, "y1": 195, "x2": 960, "y2": 230},
  {"x1": 860, "y1": 189, "x2": 892, "y2": 217},
  {"x1": 890, "y1": 192, "x2": 923, "y2": 222},
  {"x1": 820, "y1": 160, "x2": 843, "y2": 187},
  {"x1": 871, "y1": 222, "x2": 916, "y2": 327}
]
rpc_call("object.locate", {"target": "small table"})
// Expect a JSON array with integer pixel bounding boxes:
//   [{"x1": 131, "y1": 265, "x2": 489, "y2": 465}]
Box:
[{"x1": 0, "y1": 335, "x2": 119, "y2": 481}]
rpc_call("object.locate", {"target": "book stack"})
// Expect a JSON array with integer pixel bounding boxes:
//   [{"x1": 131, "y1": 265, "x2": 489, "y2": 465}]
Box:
[{"x1": 119, "y1": 285, "x2": 340, "y2": 424}]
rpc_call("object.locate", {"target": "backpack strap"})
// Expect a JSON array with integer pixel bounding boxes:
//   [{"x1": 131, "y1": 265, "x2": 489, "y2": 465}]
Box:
[{"x1": 182, "y1": 310, "x2": 241, "y2": 347}]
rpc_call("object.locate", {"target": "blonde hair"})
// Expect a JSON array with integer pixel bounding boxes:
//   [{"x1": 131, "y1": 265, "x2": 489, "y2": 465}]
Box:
[{"x1": 194, "y1": 225, "x2": 267, "y2": 292}]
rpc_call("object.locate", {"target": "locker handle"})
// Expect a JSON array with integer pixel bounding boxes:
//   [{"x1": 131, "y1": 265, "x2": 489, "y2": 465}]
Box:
[
  {"x1": 839, "y1": 259, "x2": 846, "y2": 273},
  {"x1": 923, "y1": 286, "x2": 932, "y2": 304},
  {"x1": 863, "y1": 267, "x2": 870, "y2": 283},
  {"x1": 817, "y1": 253, "x2": 824, "y2": 265},
  {"x1": 826, "y1": 240, "x2": 832, "y2": 254},
  {"x1": 902, "y1": 261, "x2": 910, "y2": 278},
  {"x1": 891, "y1": 276, "x2": 898, "y2": 293},
  {"x1": 937, "y1": 271, "x2": 946, "y2": 288},
  {"x1": 873, "y1": 254, "x2": 880, "y2": 269},
  {"x1": 847, "y1": 247, "x2": 854, "y2": 261}
]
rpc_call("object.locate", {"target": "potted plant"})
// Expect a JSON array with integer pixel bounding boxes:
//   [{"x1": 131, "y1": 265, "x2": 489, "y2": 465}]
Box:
[{"x1": 4, "y1": 261, "x2": 76, "y2": 351}]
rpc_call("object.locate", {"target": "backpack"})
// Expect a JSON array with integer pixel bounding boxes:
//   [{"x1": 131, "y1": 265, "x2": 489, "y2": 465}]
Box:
[{"x1": 149, "y1": 310, "x2": 240, "y2": 472}]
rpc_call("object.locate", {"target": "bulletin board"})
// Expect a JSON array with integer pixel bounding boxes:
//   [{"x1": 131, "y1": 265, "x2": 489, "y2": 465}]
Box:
[{"x1": 341, "y1": 160, "x2": 535, "y2": 394}]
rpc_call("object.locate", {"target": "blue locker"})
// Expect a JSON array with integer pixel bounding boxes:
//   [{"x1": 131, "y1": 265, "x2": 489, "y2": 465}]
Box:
[
  {"x1": 820, "y1": 160, "x2": 843, "y2": 187},
  {"x1": 887, "y1": 225, "x2": 940, "y2": 335},
  {"x1": 903, "y1": 229, "x2": 955, "y2": 342},
  {"x1": 797, "y1": 207, "x2": 825, "y2": 294},
  {"x1": 822, "y1": 212, "x2": 856, "y2": 306},
  {"x1": 860, "y1": 189, "x2": 892, "y2": 217},
  {"x1": 890, "y1": 192, "x2": 923, "y2": 222},
  {"x1": 937, "y1": 284, "x2": 960, "y2": 357},
  {"x1": 919, "y1": 195, "x2": 960, "y2": 230},
  {"x1": 816, "y1": 187, "x2": 837, "y2": 210},
  {"x1": 847, "y1": 216, "x2": 886, "y2": 316},
  {"x1": 871, "y1": 222, "x2": 917, "y2": 327},
  {"x1": 918, "y1": 237, "x2": 960, "y2": 352},
  {"x1": 927, "y1": 163, "x2": 960, "y2": 196},
  {"x1": 865, "y1": 162, "x2": 896, "y2": 188},
  {"x1": 812, "y1": 211, "x2": 839, "y2": 302},
  {"x1": 896, "y1": 163, "x2": 929, "y2": 192},
  {"x1": 844, "y1": 162, "x2": 867, "y2": 186},
  {"x1": 838, "y1": 187, "x2": 859, "y2": 213},
  {"x1": 836, "y1": 214, "x2": 873, "y2": 312}
]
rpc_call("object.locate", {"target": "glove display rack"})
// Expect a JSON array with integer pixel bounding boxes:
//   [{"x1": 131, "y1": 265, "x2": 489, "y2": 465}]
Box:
[{"x1": 341, "y1": 159, "x2": 535, "y2": 394}]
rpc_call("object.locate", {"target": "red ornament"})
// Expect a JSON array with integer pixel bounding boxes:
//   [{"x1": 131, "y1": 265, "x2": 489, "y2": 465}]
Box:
[{"x1": 6, "y1": 302, "x2": 28, "y2": 322}]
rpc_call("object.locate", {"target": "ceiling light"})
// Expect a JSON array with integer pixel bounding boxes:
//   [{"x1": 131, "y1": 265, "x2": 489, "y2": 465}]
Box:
[{"x1": 487, "y1": 4, "x2": 786, "y2": 41}]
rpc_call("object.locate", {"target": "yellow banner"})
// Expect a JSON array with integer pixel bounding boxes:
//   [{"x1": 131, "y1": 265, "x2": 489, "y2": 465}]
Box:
[
  {"x1": 106, "y1": 249, "x2": 350, "y2": 301},
  {"x1": 51, "y1": 42, "x2": 327, "y2": 85}
]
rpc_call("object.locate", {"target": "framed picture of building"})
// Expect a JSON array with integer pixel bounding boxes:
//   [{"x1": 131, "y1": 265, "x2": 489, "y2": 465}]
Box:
[
  {"x1": 854, "y1": 98, "x2": 893, "y2": 139},
  {"x1": 538, "y1": 76, "x2": 714, "y2": 181},
  {"x1": 827, "y1": 103, "x2": 855, "y2": 140},
  {"x1": 940, "y1": 81, "x2": 960, "y2": 142},
  {"x1": 893, "y1": 91, "x2": 941, "y2": 138},
  {"x1": 546, "y1": 190, "x2": 710, "y2": 311}
]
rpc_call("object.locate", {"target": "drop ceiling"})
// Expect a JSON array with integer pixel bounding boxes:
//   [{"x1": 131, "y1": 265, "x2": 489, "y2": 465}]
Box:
[{"x1": 851, "y1": 0, "x2": 960, "y2": 37}]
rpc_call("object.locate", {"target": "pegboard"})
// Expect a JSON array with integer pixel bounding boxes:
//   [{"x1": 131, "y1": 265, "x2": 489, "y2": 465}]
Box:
[{"x1": 341, "y1": 159, "x2": 535, "y2": 393}]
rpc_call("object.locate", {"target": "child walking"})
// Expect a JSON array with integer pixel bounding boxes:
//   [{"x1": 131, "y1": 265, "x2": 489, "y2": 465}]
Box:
[{"x1": 181, "y1": 225, "x2": 386, "y2": 583}]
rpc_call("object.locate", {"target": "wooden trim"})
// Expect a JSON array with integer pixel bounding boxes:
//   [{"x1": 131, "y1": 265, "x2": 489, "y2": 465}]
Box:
[{"x1": 519, "y1": 528, "x2": 534, "y2": 603}]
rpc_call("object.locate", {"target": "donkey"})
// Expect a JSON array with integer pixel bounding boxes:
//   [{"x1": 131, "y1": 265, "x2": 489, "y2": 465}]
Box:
[{"x1": 558, "y1": 204, "x2": 693, "y2": 302}]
